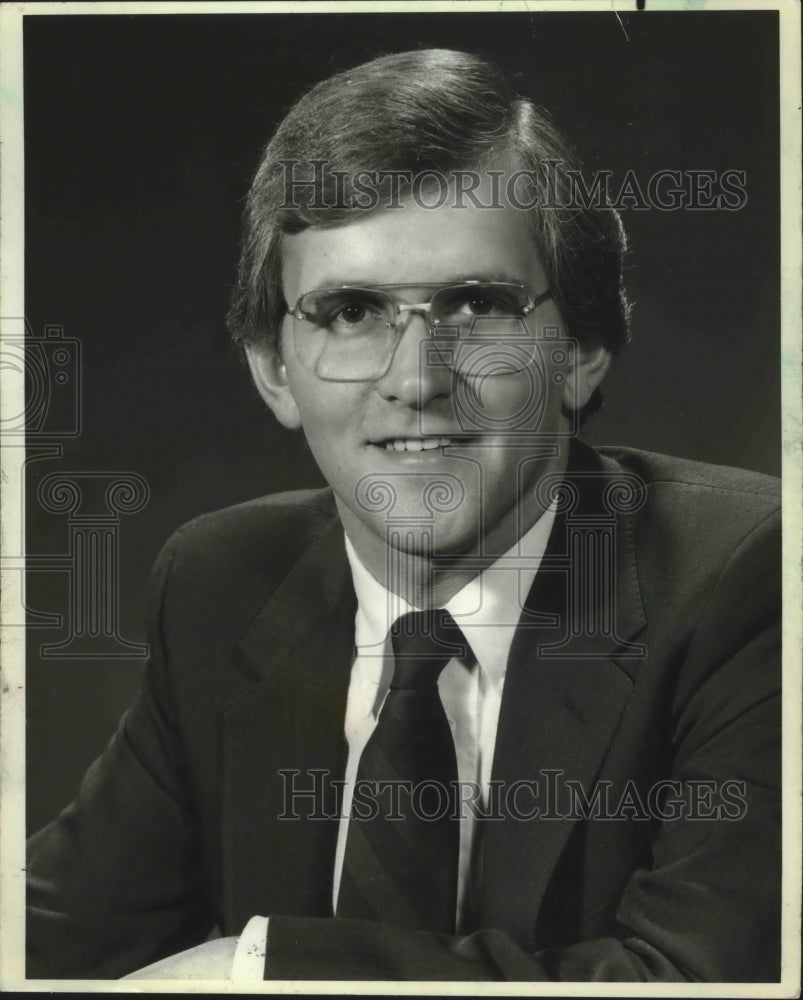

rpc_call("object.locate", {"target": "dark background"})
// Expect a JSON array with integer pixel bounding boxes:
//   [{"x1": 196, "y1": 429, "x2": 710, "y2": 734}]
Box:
[{"x1": 24, "y1": 10, "x2": 780, "y2": 832}]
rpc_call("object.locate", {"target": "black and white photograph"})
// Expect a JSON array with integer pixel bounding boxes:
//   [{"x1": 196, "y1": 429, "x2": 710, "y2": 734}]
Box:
[{"x1": 0, "y1": 0, "x2": 800, "y2": 991}]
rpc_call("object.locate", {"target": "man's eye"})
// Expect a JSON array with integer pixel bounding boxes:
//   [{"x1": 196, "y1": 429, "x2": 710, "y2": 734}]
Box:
[
  {"x1": 334, "y1": 302, "x2": 369, "y2": 324},
  {"x1": 326, "y1": 299, "x2": 384, "y2": 329},
  {"x1": 465, "y1": 295, "x2": 494, "y2": 316},
  {"x1": 446, "y1": 292, "x2": 512, "y2": 318}
]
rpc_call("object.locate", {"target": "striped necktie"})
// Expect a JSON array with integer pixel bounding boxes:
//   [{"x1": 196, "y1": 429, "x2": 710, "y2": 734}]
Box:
[{"x1": 336, "y1": 609, "x2": 466, "y2": 932}]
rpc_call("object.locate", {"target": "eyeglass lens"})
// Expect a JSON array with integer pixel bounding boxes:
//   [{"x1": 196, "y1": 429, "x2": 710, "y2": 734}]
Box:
[{"x1": 293, "y1": 283, "x2": 540, "y2": 381}]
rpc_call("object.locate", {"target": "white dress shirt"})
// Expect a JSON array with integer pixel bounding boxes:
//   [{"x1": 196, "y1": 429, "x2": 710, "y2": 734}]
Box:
[{"x1": 232, "y1": 502, "x2": 557, "y2": 978}]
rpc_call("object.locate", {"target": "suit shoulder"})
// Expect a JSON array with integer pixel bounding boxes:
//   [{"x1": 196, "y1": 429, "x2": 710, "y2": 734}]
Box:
[
  {"x1": 595, "y1": 445, "x2": 780, "y2": 521},
  {"x1": 158, "y1": 487, "x2": 338, "y2": 579},
  {"x1": 592, "y1": 446, "x2": 780, "y2": 593}
]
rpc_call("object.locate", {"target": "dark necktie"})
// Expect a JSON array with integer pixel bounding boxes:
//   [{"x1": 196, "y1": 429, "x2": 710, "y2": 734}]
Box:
[{"x1": 336, "y1": 609, "x2": 467, "y2": 932}]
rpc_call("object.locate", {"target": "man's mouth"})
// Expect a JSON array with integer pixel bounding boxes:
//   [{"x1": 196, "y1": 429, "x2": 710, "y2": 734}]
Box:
[{"x1": 371, "y1": 437, "x2": 476, "y2": 452}]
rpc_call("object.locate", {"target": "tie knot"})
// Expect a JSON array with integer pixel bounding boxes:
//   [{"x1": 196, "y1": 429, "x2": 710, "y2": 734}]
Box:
[{"x1": 389, "y1": 609, "x2": 468, "y2": 689}]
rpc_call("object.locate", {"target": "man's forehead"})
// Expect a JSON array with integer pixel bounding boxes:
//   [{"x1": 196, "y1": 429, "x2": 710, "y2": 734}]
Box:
[{"x1": 279, "y1": 185, "x2": 547, "y2": 297}]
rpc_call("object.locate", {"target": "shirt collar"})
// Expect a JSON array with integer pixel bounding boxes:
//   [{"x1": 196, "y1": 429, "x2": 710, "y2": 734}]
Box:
[{"x1": 344, "y1": 501, "x2": 557, "y2": 691}]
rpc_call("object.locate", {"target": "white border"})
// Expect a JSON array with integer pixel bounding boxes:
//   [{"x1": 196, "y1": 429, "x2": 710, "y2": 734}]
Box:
[
  {"x1": 0, "y1": 0, "x2": 27, "y2": 992},
  {"x1": 1, "y1": 0, "x2": 800, "y2": 995}
]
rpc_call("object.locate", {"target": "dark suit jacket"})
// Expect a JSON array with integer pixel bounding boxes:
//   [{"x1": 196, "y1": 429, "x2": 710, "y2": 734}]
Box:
[{"x1": 26, "y1": 442, "x2": 782, "y2": 982}]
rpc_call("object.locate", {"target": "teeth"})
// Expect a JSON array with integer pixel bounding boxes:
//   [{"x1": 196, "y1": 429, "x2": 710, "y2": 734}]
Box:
[{"x1": 383, "y1": 438, "x2": 453, "y2": 451}]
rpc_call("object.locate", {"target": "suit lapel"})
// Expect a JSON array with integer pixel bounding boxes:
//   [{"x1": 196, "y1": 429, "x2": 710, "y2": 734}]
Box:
[
  {"x1": 476, "y1": 444, "x2": 648, "y2": 942},
  {"x1": 220, "y1": 515, "x2": 356, "y2": 931}
]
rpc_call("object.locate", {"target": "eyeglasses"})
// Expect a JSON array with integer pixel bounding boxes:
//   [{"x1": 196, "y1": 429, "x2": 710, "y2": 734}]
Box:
[{"x1": 285, "y1": 281, "x2": 553, "y2": 382}]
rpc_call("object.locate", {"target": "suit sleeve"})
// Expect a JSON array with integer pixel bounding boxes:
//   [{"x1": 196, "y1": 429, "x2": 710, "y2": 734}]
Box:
[
  {"x1": 26, "y1": 531, "x2": 216, "y2": 979},
  {"x1": 263, "y1": 509, "x2": 782, "y2": 982}
]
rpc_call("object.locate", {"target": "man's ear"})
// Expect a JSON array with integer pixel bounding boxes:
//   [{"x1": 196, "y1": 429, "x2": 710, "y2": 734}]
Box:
[
  {"x1": 563, "y1": 342, "x2": 611, "y2": 411},
  {"x1": 245, "y1": 343, "x2": 302, "y2": 430}
]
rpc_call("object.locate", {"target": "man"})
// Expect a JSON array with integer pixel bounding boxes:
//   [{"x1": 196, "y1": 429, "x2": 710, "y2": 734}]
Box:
[{"x1": 26, "y1": 49, "x2": 781, "y2": 982}]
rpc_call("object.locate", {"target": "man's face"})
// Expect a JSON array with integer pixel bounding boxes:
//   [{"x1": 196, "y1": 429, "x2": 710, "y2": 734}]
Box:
[{"x1": 249, "y1": 178, "x2": 608, "y2": 575}]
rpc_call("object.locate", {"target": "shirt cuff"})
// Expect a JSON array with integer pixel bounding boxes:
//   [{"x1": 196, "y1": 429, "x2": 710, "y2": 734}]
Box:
[{"x1": 231, "y1": 915, "x2": 269, "y2": 980}]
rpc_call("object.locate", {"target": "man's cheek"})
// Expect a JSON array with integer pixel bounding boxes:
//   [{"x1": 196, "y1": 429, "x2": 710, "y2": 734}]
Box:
[{"x1": 453, "y1": 372, "x2": 549, "y2": 437}]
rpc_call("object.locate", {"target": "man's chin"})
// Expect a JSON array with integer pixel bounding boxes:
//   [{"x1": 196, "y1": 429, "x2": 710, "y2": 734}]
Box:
[{"x1": 379, "y1": 517, "x2": 480, "y2": 560}]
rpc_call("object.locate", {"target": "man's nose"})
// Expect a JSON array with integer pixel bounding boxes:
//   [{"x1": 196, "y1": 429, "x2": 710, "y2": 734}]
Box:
[{"x1": 374, "y1": 311, "x2": 452, "y2": 408}]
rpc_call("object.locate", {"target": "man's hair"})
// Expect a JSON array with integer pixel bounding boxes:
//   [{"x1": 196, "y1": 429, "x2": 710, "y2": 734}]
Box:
[{"x1": 227, "y1": 48, "x2": 631, "y2": 409}]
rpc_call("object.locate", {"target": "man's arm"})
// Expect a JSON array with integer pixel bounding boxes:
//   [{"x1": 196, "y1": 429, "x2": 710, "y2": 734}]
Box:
[{"x1": 26, "y1": 532, "x2": 217, "y2": 979}]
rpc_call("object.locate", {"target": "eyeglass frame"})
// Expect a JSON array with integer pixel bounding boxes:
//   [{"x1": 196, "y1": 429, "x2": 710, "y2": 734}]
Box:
[{"x1": 283, "y1": 280, "x2": 554, "y2": 382}]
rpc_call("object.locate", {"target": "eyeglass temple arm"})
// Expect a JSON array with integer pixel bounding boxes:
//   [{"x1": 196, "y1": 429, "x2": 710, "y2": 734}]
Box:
[{"x1": 530, "y1": 288, "x2": 553, "y2": 310}]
